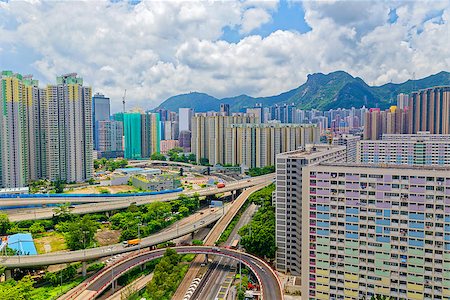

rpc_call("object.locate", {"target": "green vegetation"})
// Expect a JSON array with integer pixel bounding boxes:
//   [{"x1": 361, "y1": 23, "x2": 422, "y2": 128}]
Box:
[
  {"x1": 29, "y1": 276, "x2": 85, "y2": 300},
  {"x1": 117, "y1": 260, "x2": 160, "y2": 287},
  {"x1": 236, "y1": 274, "x2": 249, "y2": 300},
  {"x1": 142, "y1": 248, "x2": 189, "y2": 300},
  {"x1": 166, "y1": 147, "x2": 196, "y2": 163},
  {"x1": 54, "y1": 180, "x2": 65, "y2": 194},
  {"x1": 111, "y1": 193, "x2": 200, "y2": 242},
  {"x1": 0, "y1": 275, "x2": 34, "y2": 300},
  {"x1": 191, "y1": 239, "x2": 203, "y2": 246},
  {"x1": 150, "y1": 152, "x2": 166, "y2": 161},
  {"x1": 155, "y1": 71, "x2": 450, "y2": 112},
  {"x1": 94, "y1": 158, "x2": 128, "y2": 171},
  {"x1": 0, "y1": 213, "x2": 11, "y2": 234},
  {"x1": 64, "y1": 215, "x2": 99, "y2": 250},
  {"x1": 239, "y1": 184, "x2": 276, "y2": 259},
  {"x1": 247, "y1": 165, "x2": 275, "y2": 177},
  {"x1": 44, "y1": 264, "x2": 78, "y2": 286}
]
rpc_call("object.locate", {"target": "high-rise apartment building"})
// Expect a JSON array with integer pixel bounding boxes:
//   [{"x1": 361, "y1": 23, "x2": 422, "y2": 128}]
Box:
[
  {"x1": 191, "y1": 112, "x2": 257, "y2": 165},
  {"x1": 124, "y1": 112, "x2": 142, "y2": 159},
  {"x1": 226, "y1": 123, "x2": 319, "y2": 168},
  {"x1": 92, "y1": 93, "x2": 111, "y2": 150},
  {"x1": 301, "y1": 163, "x2": 450, "y2": 300},
  {"x1": 397, "y1": 93, "x2": 410, "y2": 110},
  {"x1": 179, "y1": 108, "x2": 193, "y2": 132},
  {"x1": 0, "y1": 71, "x2": 32, "y2": 187},
  {"x1": 141, "y1": 112, "x2": 160, "y2": 157},
  {"x1": 408, "y1": 86, "x2": 450, "y2": 134},
  {"x1": 45, "y1": 73, "x2": 93, "y2": 182},
  {"x1": 220, "y1": 103, "x2": 230, "y2": 116},
  {"x1": 364, "y1": 106, "x2": 408, "y2": 140},
  {"x1": 358, "y1": 132, "x2": 450, "y2": 166},
  {"x1": 275, "y1": 141, "x2": 450, "y2": 299},
  {"x1": 123, "y1": 112, "x2": 160, "y2": 159},
  {"x1": 0, "y1": 71, "x2": 94, "y2": 187},
  {"x1": 97, "y1": 120, "x2": 124, "y2": 158},
  {"x1": 332, "y1": 134, "x2": 361, "y2": 163},
  {"x1": 179, "y1": 130, "x2": 192, "y2": 153},
  {"x1": 274, "y1": 145, "x2": 347, "y2": 275}
]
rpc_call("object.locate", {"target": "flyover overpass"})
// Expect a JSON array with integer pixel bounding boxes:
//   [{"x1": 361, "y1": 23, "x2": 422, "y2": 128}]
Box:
[
  {"x1": 0, "y1": 183, "x2": 270, "y2": 268},
  {"x1": 61, "y1": 246, "x2": 283, "y2": 300},
  {"x1": 4, "y1": 175, "x2": 274, "y2": 222},
  {"x1": 0, "y1": 175, "x2": 271, "y2": 206},
  {"x1": 0, "y1": 207, "x2": 226, "y2": 268}
]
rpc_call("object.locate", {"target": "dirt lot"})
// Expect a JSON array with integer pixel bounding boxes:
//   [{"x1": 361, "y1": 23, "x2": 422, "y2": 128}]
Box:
[
  {"x1": 34, "y1": 231, "x2": 68, "y2": 254},
  {"x1": 95, "y1": 228, "x2": 121, "y2": 246},
  {"x1": 66, "y1": 185, "x2": 135, "y2": 194}
]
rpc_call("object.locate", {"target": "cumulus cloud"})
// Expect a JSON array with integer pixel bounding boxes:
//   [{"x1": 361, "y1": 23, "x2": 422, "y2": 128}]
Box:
[{"x1": 0, "y1": 0, "x2": 449, "y2": 111}]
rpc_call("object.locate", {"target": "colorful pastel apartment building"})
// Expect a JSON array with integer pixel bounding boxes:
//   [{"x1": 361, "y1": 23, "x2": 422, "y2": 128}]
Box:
[{"x1": 275, "y1": 145, "x2": 450, "y2": 300}]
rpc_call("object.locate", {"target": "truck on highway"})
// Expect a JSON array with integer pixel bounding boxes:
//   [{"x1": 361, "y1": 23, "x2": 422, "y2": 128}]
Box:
[
  {"x1": 122, "y1": 239, "x2": 141, "y2": 247},
  {"x1": 216, "y1": 182, "x2": 225, "y2": 188}
]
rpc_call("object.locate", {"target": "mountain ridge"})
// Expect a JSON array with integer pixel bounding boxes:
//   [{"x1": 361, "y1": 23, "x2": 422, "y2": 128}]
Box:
[{"x1": 154, "y1": 70, "x2": 450, "y2": 112}]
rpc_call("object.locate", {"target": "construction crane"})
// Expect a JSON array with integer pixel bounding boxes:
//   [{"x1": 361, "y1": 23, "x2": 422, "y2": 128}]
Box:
[{"x1": 122, "y1": 89, "x2": 127, "y2": 113}]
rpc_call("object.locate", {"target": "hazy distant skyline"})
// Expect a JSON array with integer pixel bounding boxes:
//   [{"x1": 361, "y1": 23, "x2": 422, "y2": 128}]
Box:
[{"x1": 1, "y1": 0, "x2": 449, "y2": 112}]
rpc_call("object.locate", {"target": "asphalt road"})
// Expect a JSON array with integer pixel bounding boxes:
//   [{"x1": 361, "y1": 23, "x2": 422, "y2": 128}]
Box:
[
  {"x1": 0, "y1": 206, "x2": 227, "y2": 268},
  {"x1": 3, "y1": 175, "x2": 273, "y2": 222},
  {"x1": 192, "y1": 203, "x2": 258, "y2": 300},
  {"x1": 61, "y1": 246, "x2": 283, "y2": 300}
]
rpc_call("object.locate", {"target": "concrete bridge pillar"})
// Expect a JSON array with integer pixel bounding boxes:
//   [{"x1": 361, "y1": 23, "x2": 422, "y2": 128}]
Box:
[
  {"x1": 204, "y1": 254, "x2": 209, "y2": 263},
  {"x1": 191, "y1": 232, "x2": 195, "y2": 239},
  {"x1": 4, "y1": 269, "x2": 11, "y2": 280},
  {"x1": 231, "y1": 191, "x2": 235, "y2": 201},
  {"x1": 82, "y1": 261, "x2": 87, "y2": 277}
]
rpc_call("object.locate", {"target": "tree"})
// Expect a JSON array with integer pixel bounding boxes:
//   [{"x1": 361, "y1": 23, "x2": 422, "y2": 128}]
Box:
[
  {"x1": 0, "y1": 213, "x2": 11, "y2": 235},
  {"x1": 187, "y1": 153, "x2": 196, "y2": 163},
  {"x1": 52, "y1": 203, "x2": 74, "y2": 223},
  {"x1": 65, "y1": 215, "x2": 98, "y2": 250},
  {"x1": 178, "y1": 206, "x2": 189, "y2": 217},
  {"x1": 151, "y1": 152, "x2": 166, "y2": 161},
  {"x1": 199, "y1": 157, "x2": 209, "y2": 166},
  {"x1": 0, "y1": 275, "x2": 34, "y2": 300},
  {"x1": 54, "y1": 179, "x2": 65, "y2": 193},
  {"x1": 29, "y1": 223, "x2": 45, "y2": 234}
]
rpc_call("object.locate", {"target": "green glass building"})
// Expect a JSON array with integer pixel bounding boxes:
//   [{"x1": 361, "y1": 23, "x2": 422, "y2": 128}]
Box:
[{"x1": 124, "y1": 113, "x2": 142, "y2": 159}]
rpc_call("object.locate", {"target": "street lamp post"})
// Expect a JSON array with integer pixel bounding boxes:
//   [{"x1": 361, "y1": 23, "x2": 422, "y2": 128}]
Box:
[{"x1": 82, "y1": 231, "x2": 89, "y2": 258}]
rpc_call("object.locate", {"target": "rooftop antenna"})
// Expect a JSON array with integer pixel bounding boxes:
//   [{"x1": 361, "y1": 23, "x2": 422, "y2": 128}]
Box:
[{"x1": 122, "y1": 89, "x2": 127, "y2": 113}]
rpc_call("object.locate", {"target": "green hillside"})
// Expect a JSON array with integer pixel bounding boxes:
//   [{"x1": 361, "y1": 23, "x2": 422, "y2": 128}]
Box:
[{"x1": 154, "y1": 71, "x2": 450, "y2": 112}]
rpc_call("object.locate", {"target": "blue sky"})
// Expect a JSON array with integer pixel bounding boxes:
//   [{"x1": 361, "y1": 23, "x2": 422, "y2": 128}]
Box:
[
  {"x1": 221, "y1": 1, "x2": 311, "y2": 43},
  {"x1": 0, "y1": 0, "x2": 449, "y2": 112}
]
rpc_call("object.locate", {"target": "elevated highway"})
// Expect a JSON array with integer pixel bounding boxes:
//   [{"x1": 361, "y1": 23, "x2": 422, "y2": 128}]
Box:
[
  {"x1": 61, "y1": 246, "x2": 283, "y2": 300},
  {"x1": 0, "y1": 175, "x2": 271, "y2": 206},
  {"x1": 0, "y1": 182, "x2": 271, "y2": 268},
  {"x1": 4, "y1": 175, "x2": 273, "y2": 222}
]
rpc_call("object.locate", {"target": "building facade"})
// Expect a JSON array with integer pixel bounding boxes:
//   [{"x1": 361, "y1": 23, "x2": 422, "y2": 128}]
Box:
[
  {"x1": 191, "y1": 112, "x2": 257, "y2": 165},
  {"x1": 179, "y1": 108, "x2": 193, "y2": 132},
  {"x1": 0, "y1": 71, "x2": 93, "y2": 187},
  {"x1": 301, "y1": 163, "x2": 450, "y2": 300},
  {"x1": 358, "y1": 132, "x2": 450, "y2": 166},
  {"x1": 92, "y1": 93, "x2": 111, "y2": 150},
  {"x1": 332, "y1": 134, "x2": 361, "y2": 163},
  {"x1": 274, "y1": 145, "x2": 347, "y2": 275},
  {"x1": 97, "y1": 120, "x2": 124, "y2": 158},
  {"x1": 226, "y1": 122, "x2": 320, "y2": 168},
  {"x1": 408, "y1": 86, "x2": 450, "y2": 135}
]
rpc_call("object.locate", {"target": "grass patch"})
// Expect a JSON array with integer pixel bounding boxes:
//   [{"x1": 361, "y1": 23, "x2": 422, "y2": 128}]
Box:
[
  {"x1": 34, "y1": 232, "x2": 67, "y2": 254},
  {"x1": 30, "y1": 276, "x2": 85, "y2": 300},
  {"x1": 181, "y1": 254, "x2": 196, "y2": 262},
  {"x1": 216, "y1": 200, "x2": 250, "y2": 246}
]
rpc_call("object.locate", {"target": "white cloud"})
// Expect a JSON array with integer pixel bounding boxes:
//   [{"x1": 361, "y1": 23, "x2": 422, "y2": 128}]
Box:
[
  {"x1": 0, "y1": 0, "x2": 449, "y2": 112},
  {"x1": 240, "y1": 8, "x2": 273, "y2": 34}
]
